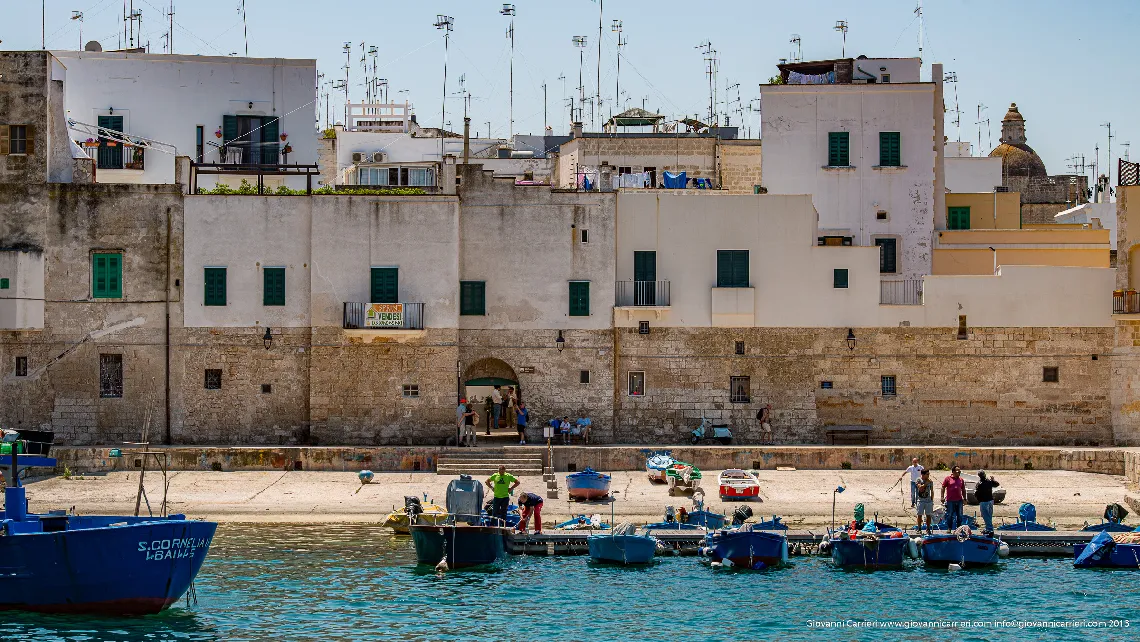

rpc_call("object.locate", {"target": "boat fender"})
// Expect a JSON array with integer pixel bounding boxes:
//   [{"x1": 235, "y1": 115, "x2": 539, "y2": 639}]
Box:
[
  {"x1": 948, "y1": 563, "x2": 962, "y2": 572},
  {"x1": 907, "y1": 538, "x2": 919, "y2": 559},
  {"x1": 710, "y1": 560, "x2": 722, "y2": 568},
  {"x1": 722, "y1": 558, "x2": 734, "y2": 568},
  {"x1": 435, "y1": 558, "x2": 449, "y2": 573},
  {"x1": 998, "y1": 542, "x2": 1010, "y2": 558}
]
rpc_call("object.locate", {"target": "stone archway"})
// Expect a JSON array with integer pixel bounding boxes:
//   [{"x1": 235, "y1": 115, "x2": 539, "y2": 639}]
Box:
[{"x1": 463, "y1": 358, "x2": 520, "y2": 432}]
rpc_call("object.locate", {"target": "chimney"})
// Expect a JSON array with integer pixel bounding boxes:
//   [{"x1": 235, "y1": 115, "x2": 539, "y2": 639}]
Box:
[
  {"x1": 463, "y1": 117, "x2": 471, "y2": 164},
  {"x1": 571, "y1": 121, "x2": 583, "y2": 139}
]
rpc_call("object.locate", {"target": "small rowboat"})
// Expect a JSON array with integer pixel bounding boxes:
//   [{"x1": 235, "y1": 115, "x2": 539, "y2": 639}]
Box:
[
  {"x1": 665, "y1": 462, "x2": 702, "y2": 496},
  {"x1": 829, "y1": 528, "x2": 912, "y2": 569},
  {"x1": 646, "y1": 453, "x2": 675, "y2": 483},
  {"x1": 702, "y1": 525, "x2": 788, "y2": 569},
  {"x1": 1074, "y1": 531, "x2": 1140, "y2": 569},
  {"x1": 718, "y1": 469, "x2": 760, "y2": 500},
  {"x1": 382, "y1": 501, "x2": 449, "y2": 534},
  {"x1": 566, "y1": 467, "x2": 611, "y2": 501},
  {"x1": 920, "y1": 528, "x2": 1003, "y2": 567}
]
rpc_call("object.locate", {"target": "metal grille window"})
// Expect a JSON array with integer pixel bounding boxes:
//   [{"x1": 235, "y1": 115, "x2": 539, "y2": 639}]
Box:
[
  {"x1": 8, "y1": 125, "x2": 28, "y2": 155},
  {"x1": 402, "y1": 384, "x2": 420, "y2": 398},
  {"x1": 827, "y1": 131, "x2": 850, "y2": 166},
  {"x1": 204, "y1": 369, "x2": 222, "y2": 390},
  {"x1": 99, "y1": 354, "x2": 123, "y2": 398},
  {"x1": 875, "y1": 238, "x2": 897, "y2": 273},
  {"x1": 735, "y1": 341, "x2": 745, "y2": 355},
  {"x1": 15, "y1": 356, "x2": 27, "y2": 377},
  {"x1": 1043, "y1": 367, "x2": 1059, "y2": 383},
  {"x1": 881, "y1": 375, "x2": 897, "y2": 397},
  {"x1": 730, "y1": 376, "x2": 750, "y2": 403},
  {"x1": 628, "y1": 371, "x2": 645, "y2": 396}
]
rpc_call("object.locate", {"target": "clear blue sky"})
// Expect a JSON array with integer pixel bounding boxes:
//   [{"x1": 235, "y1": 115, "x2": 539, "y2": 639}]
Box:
[{"x1": 6, "y1": 0, "x2": 1137, "y2": 182}]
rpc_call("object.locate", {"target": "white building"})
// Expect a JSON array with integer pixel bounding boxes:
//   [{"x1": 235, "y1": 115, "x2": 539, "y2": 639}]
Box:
[
  {"x1": 51, "y1": 49, "x2": 317, "y2": 189},
  {"x1": 945, "y1": 141, "x2": 1003, "y2": 193},
  {"x1": 760, "y1": 57, "x2": 944, "y2": 281}
]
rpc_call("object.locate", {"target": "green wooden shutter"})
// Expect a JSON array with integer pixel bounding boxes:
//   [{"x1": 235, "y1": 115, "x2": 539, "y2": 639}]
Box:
[
  {"x1": 261, "y1": 117, "x2": 280, "y2": 164},
  {"x1": 97, "y1": 115, "x2": 123, "y2": 169},
  {"x1": 828, "y1": 132, "x2": 849, "y2": 166},
  {"x1": 717, "y1": 250, "x2": 732, "y2": 287},
  {"x1": 717, "y1": 250, "x2": 748, "y2": 288},
  {"x1": 833, "y1": 268, "x2": 849, "y2": 289},
  {"x1": 92, "y1": 253, "x2": 122, "y2": 298},
  {"x1": 263, "y1": 267, "x2": 285, "y2": 306},
  {"x1": 460, "y1": 281, "x2": 485, "y2": 315},
  {"x1": 948, "y1": 206, "x2": 971, "y2": 230},
  {"x1": 879, "y1": 132, "x2": 901, "y2": 166},
  {"x1": 875, "y1": 238, "x2": 897, "y2": 273},
  {"x1": 633, "y1": 251, "x2": 656, "y2": 282},
  {"x1": 204, "y1": 267, "x2": 227, "y2": 306},
  {"x1": 569, "y1": 281, "x2": 590, "y2": 316},
  {"x1": 370, "y1": 267, "x2": 398, "y2": 303},
  {"x1": 222, "y1": 115, "x2": 238, "y2": 143},
  {"x1": 732, "y1": 250, "x2": 748, "y2": 287}
]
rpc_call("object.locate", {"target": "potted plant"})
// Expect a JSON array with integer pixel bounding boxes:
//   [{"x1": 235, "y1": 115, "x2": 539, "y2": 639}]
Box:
[
  {"x1": 82, "y1": 137, "x2": 99, "y2": 148},
  {"x1": 106, "y1": 140, "x2": 117, "y2": 147},
  {"x1": 280, "y1": 133, "x2": 288, "y2": 141},
  {"x1": 215, "y1": 128, "x2": 223, "y2": 138},
  {"x1": 282, "y1": 143, "x2": 293, "y2": 154}
]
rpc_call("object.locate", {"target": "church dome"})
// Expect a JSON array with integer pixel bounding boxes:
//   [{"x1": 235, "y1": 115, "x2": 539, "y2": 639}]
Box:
[{"x1": 988, "y1": 102, "x2": 1047, "y2": 178}]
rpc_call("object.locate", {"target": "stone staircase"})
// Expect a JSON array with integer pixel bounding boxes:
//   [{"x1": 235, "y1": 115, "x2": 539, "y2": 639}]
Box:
[{"x1": 435, "y1": 448, "x2": 545, "y2": 476}]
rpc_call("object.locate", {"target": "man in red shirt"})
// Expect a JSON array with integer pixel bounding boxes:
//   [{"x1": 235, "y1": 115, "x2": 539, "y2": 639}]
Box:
[{"x1": 940, "y1": 465, "x2": 966, "y2": 530}]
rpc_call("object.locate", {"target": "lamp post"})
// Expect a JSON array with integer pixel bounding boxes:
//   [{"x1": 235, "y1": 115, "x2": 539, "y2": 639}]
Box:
[
  {"x1": 556, "y1": 330, "x2": 566, "y2": 353},
  {"x1": 262, "y1": 327, "x2": 273, "y2": 350},
  {"x1": 831, "y1": 485, "x2": 845, "y2": 531},
  {"x1": 846, "y1": 328, "x2": 856, "y2": 351}
]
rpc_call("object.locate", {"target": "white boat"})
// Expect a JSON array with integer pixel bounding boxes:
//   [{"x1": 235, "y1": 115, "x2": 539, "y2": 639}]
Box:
[
  {"x1": 718, "y1": 469, "x2": 761, "y2": 500},
  {"x1": 645, "y1": 452, "x2": 675, "y2": 483}
]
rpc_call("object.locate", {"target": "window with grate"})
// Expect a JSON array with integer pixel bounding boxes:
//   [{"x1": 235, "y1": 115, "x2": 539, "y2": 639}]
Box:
[
  {"x1": 730, "y1": 376, "x2": 751, "y2": 403},
  {"x1": 628, "y1": 371, "x2": 645, "y2": 396},
  {"x1": 827, "y1": 132, "x2": 850, "y2": 166},
  {"x1": 460, "y1": 281, "x2": 486, "y2": 316},
  {"x1": 204, "y1": 267, "x2": 227, "y2": 306},
  {"x1": 204, "y1": 369, "x2": 222, "y2": 390},
  {"x1": 1043, "y1": 367, "x2": 1059, "y2": 383},
  {"x1": 263, "y1": 267, "x2": 285, "y2": 306},
  {"x1": 716, "y1": 250, "x2": 749, "y2": 288},
  {"x1": 402, "y1": 384, "x2": 420, "y2": 398},
  {"x1": 580, "y1": 370, "x2": 591, "y2": 384},
  {"x1": 875, "y1": 238, "x2": 897, "y2": 273},
  {"x1": 881, "y1": 375, "x2": 897, "y2": 397},
  {"x1": 879, "y1": 132, "x2": 901, "y2": 166},
  {"x1": 99, "y1": 354, "x2": 123, "y2": 398},
  {"x1": 15, "y1": 356, "x2": 27, "y2": 377},
  {"x1": 638, "y1": 320, "x2": 650, "y2": 334},
  {"x1": 92, "y1": 253, "x2": 123, "y2": 298}
]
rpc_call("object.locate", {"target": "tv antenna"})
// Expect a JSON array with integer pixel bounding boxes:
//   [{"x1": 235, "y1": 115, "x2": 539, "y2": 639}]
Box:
[
  {"x1": 71, "y1": 11, "x2": 84, "y2": 51},
  {"x1": 834, "y1": 21, "x2": 848, "y2": 57},
  {"x1": 975, "y1": 103, "x2": 989, "y2": 155},
  {"x1": 434, "y1": 15, "x2": 455, "y2": 160},
  {"x1": 594, "y1": 0, "x2": 604, "y2": 131},
  {"x1": 696, "y1": 41, "x2": 718, "y2": 127},
  {"x1": 123, "y1": 2, "x2": 143, "y2": 49},
  {"x1": 1124, "y1": 141, "x2": 1131, "y2": 162},
  {"x1": 501, "y1": 4, "x2": 516, "y2": 137},
  {"x1": 167, "y1": 2, "x2": 174, "y2": 53},
  {"x1": 944, "y1": 72, "x2": 962, "y2": 143},
  {"x1": 238, "y1": 0, "x2": 248, "y2": 56},
  {"x1": 612, "y1": 20, "x2": 626, "y2": 122},
  {"x1": 341, "y1": 42, "x2": 352, "y2": 124},
  {"x1": 789, "y1": 34, "x2": 802, "y2": 63},
  {"x1": 915, "y1": 0, "x2": 923, "y2": 65},
  {"x1": 1102, "y1": 122, "x2": 1114, "y2": 185},
  {"x1": 573, "y1": 36, "x2": 588, "y2": 124}
]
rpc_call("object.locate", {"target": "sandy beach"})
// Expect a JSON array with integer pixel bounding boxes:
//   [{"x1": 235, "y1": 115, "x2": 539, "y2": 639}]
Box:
[{"x1": 22, "y1": 468, "x2": 1137, "y2": 530}]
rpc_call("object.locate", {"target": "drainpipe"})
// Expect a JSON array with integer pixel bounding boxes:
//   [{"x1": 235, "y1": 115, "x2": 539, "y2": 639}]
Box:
[
  {"x1": 164, "y1": 204, "x2": 172, "y2": 445},
  {"x1": 462, "y1": 117, "x2": 471, "y2": 164}
]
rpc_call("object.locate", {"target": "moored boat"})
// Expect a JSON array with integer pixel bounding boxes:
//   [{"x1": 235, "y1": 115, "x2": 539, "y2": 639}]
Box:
[
  {"x1": 718, "y1": 469, "x2": 760, "y2": 500},
  {"x1": 556, "y1": 514, "x2": 609, "y2": 530},
  {"x1": 665, "y1": 462, "x2": 702, "y2": 496},
  {"x1": 588, "y1": 524, "x2": 657, "y2": 565},
  {"x1": 1074, "y1": 531, "x2": 1140, "y2": 569},
  {"x1": 646, "y1": 453, "x2": 675, "y2": 483},
  {"x1": 702, "y1": 524, "x2": 788, "y2": 569},
  {"x1": 382, "y1": 496, "x2": 449, "y2": 534},
  {"x1": 829, "y1": 528, "x2": 911, "y2": 569},
  {"x1": 566, "y1": 467, "x2": 611, "y2": 501},
  {"x1": 995, "y1": 503, "x2": 1055, "y2": 532},
  {"x1": 919, "y1": 528, "x2": 1002, "y2": 567},
  {"x1": 409, "y1": 523, "x2": 509, "y2": 569}
]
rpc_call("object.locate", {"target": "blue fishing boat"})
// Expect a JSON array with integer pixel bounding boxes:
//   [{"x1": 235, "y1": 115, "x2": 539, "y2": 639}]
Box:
[
  {"x1": 920, "y1": 531, "x2": 1002, "y2": 567},
  {"x1": 0, "y1": 440, "x2": 216, "y2": 614},
  {"x1": 702, "y1": 524, "x2": 789, "y2": 569},
  {"x1": 687, "y1": 510, "x2": 727, "y2": 529},
  {"x1": 556, "y1": 514, "x2": 610, "y2": 530},
  {"x1": 1081, "y1": 504, "x2": 1131, "y2": 533},
  {"x1": 995, "y1": 503, "x2": 1055, "y2": 532},
  {"x1": 753, "y1": 515, "x2": 789, "y2": 531},
  {"x1": 409, "y1": 523, "x2": 508, "y2": 569},
  {"x1": 588, "y1": 524, "x2": 657, "y2": 565},
  {"x1": 1074, "y1": 531, "x2": 1140, "y2": 569},
  {"x1": 645, "y1": 452, "x2": 675, "y2": 483},
  {"x1": 566, "y1": 467, "x2": 611, "y2": 501},
  {"x1": 829, "y1": 530, "x2": 911, "y2": 569}
]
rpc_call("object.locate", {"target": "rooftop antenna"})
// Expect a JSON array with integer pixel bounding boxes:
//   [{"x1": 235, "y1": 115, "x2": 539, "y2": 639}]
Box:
[
  {"x1": 342, "y1": 42, "x2": 352, "y2": 125},
  {"x1": 167, "y1": 2, "x2": 173, "y2": 53},
  {"x1": 612, "y1": 20, "x2": 625, "y2": 123},
  {"x1": 789, "y1": 34, "x2": 802, "y2": 63},
  {"x1": 434, "y1": 15, "x2": 455, "y2": 160},
  {"x1": 367, "y1": 46, "x2": 378, "y2": 103},
  {"x1": 697, "y1": 41, "x2": 718, "y2": 127},
  {"x1": 123, "y1": 2, "x2": 143, "y2": 49},
  {"x1": 573, "y1": 36, "x2": 588, "y2": 125},
  {"x1": 915, "y1": 0, "x2": 923, "y2": 67},
  {"x1": 1124, "y1": 141, "x2": 1131, "y2": 162},
  {"x1": 595, "y1": 0, "x2": 603, "y2": 131},
  {"x1": 834, "y1": 20, "x2": 848, "y2": 57},
  {"x1": 1102, "y1": 122, "x2": 1114, "y2": 185},
  {"x1": 501, "y1": 4, "x2": 516, "y2": 137},
  {"x1": 239, "y1": 0, "x2": 248, "y2": 56},
  {"x1": 71, "y1": 11, "x2": 84, "y2": 51},
  {"x1": 975, "y1": 103, "x2": 987, "y2": 156},
  {"x1": 944, "y1": 71, "x2": 962, "y2": 142}
]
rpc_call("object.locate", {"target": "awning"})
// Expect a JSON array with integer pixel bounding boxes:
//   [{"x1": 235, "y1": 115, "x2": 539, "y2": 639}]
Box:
[{"x1": 464, "y1": 377, "x2": 518, "y2": 387}]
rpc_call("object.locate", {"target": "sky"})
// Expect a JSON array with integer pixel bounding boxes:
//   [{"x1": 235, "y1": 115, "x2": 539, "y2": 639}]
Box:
[{"x1": 4, "y1": 0, "x2": 1138, "y2": 183}]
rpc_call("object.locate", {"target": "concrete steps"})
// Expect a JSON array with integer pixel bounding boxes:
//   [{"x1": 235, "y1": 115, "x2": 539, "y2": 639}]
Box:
[{"x1": 436, "y1": 448, "x2": 546, "y2": 476}]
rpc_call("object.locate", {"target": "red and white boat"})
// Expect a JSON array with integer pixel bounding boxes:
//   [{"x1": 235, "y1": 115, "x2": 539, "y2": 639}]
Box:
[{"x1": 718, "y1": 469, "x2": 761, "y2": 500}]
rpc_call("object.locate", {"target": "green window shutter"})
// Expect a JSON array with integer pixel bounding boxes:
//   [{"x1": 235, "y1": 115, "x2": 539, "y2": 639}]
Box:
[
  {"x1": 633, "y1": 251, "x2": 656, "y2": 282},
  {"x1": 204, "y1": 267, "x2": 227, "y2": 306},
  {"x1": 717, "y1": 250, "x2": 748, "y2": 288},
  {"x1": 263, "y1": 267, "x2": 286, "y2": 306},
  {"x1": 875, "y1": 238, "x2": 897, "y2": 273},
  {"x1": 833, "y1": 268, "x2": 849, "y2": 289},
  {"x1": 260, "y1": 117, "x2": 280, "y2": 164},
  {"x1": 732, "y1": 251, "x2": 748, "y2": 287},
  {"x1": 717, "y1": 251, "x2": 732, "y2": 287},
  {"x1": 370, "y1": 267, "x2": 399, "y2": 303},
  {"x1": 92, "y1": 253, "x2": 122, "y2": 298},
  {"x1": 222, "y1": 115, "x2": 238, "y2": 143},
  {"x1": 948, "y1": 206, "x2": 971, "y2": 230},
  {"x1": 0, "y1": 278, "x2": 8, "y2": 289},
  {"x1": 828, "y1": 132, "x2": 849, "y2": 166},
  {"x1": 97, "y1": 115, "x2": 124, "y2": 169},
  {"x1": 879, "y1": 132, "x2": 901, "y2": 166},
  {"x1": 460, "y1": 281, "x2": 486, "y2": 316},
  {"x1": 569, "y1": 281, "x2": 590, "y2": 316}
]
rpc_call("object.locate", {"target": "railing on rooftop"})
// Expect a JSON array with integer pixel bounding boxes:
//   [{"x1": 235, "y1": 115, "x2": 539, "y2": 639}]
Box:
[
  {"x1": 1113, "y1": 289, "x2": 1139, "y2": 314},
  {"x1": 1120, "y1": 159, "x2": 1139, "y2": 187},
  {"x1": 880, "y1": 279, "x2": 923, "y2": 305},
  {"x1": 615, "y1": 281, "x2": 671, "y2": 307},
  {"x1": 343, "y1": 302, "x2": 425, "y2": 330}
]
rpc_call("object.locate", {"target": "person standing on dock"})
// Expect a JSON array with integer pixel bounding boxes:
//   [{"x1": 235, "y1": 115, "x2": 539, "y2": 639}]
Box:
[
  {"x1": 941, "y1": 466, "x2": 966, "y2": 530},
  {"x1": 463, "y1": 401, "x2": 478, "y2": 447},
  {"x1": 915, "y1": 469, "x2": 935, "y2": 533},
  {"x1": 516, "y1": 491, "x2": 544, "y2": 534},
  {"x1": 516, "y1": 401, "x2": 529, "y2": 445},
  {"x1": 896, "y1": 458, "x2": 924, "y2": 507},
  {"x1": 486, "y1": 465, "x2": 520, "y2": 525},
  {"x1": 490, "y1": 386, "x2": 503, "y2": 435},
  {"x1": 975, "y1": 470, "x2": 1000, "y2": 535}
]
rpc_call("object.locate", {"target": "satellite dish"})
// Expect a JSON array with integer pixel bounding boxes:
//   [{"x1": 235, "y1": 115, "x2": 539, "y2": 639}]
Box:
[{"x1": 84, "y1": 41, "x2": 102, "y2": 52}]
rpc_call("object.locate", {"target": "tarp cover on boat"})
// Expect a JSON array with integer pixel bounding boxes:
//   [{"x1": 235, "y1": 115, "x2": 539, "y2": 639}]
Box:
[
  {"x1": 1019, "y1": 503, "x2": 1037, "y2": 523},
  {"x1": 447, "y1": 476, "x2": 484, "y2": 523},
  {"x1": 1075, "y1": 530, "x2": 1115, "y2": 566}
]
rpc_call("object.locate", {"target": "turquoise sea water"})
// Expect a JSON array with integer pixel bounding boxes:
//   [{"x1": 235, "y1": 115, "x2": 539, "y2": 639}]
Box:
[{"x1": 2, "y1": 523, "x2": 1136, "y2": 642}]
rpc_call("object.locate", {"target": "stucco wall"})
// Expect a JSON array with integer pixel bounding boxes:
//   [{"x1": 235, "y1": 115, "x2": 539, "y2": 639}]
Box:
[
  {"x1": 946, "y1": 156, "x2": 1002, "y2": 193},
  {"x1": 944, "y1": 192, "x2": 1021, "y2": 229}
]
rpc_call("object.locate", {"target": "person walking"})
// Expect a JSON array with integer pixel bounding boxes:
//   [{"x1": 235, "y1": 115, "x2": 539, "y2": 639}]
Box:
[
  {"x1": 516, "y1": 490, "x2": 544, "y2": 534},
  {"x1": 490, "y1": 386, "x2": 503, "y2": 435},
  {"x1": 896, "y1": 458, "x2": 925, "y2": 507},
  {"x1": 756, "y1": 404, "x2": 773, "y2": 444},
  {"x1": 506, "y1": 387, "x2": 518, "y2": 430},
  {"x1": 483, "y1": 395, "x2": 494, "y2": 436},
  {"x1": 463, "y1": 402, "x2": 478, "y2": 447},
  {"x1": 915, "y1": 469, "x2": 935, "y2": 533},
  {"x1": 485, "y1": 465, "x2": 519, "y2": 525},
  {"x1": 516, "y1": 401, "x2": 529, "y2": 445},
  {"x1": 941, "y1": 466, "x2": 966, "y2": 531},
  {"x1": 456, "y1": 398, "x2": 467, "y2": 447},
  {"x1": 975, "y1": 470, "x2": 1000, "y2": 534}
]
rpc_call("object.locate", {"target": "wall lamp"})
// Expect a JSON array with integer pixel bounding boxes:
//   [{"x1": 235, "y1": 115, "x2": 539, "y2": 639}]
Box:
[
  {"x1": 263, "y1": 327, "x2": 273, "y2": 350},
  {"x1": 846, "y1": 328, "x2": 856, "y2": 351},
  {"x1": 556, "y1": 330, "x2": 565, "y2": 353}
]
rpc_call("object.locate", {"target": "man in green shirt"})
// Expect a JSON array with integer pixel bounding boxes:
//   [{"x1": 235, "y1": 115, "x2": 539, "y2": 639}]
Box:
[{"x1": 486, "y1": 465, "x2": 520, "y2": 525}]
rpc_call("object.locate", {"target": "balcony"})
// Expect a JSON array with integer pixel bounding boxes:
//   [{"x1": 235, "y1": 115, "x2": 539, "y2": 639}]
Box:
[
  {"x1": 615, "y1": 280, "x2": 671, "y2": 307},
  {"x1": 1113, "y1": 290, "x2": 1140, "y2": 314},
  {"x1": 880, "y1": 279, "x2": 923, "y2": 305},
  {"x1": 343, "y1": 302, "x2": 425, "y2": 330}
]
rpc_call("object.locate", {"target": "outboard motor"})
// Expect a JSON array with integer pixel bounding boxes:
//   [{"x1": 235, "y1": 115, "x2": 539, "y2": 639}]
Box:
[
  {"x1": 664, "y1": 506, "x2": 676, "y2": 523},
  {"x1": 1104, "y1": 503, "x2": 1129, "y2": 524},
  {"x1": 404, "y1": 495, "x2": 424, "y2": 521},
  {"x1": 731, "y1": 505, "x2": 753, "y2": 527}
]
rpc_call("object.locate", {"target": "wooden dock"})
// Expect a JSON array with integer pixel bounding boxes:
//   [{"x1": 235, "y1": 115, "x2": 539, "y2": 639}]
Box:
[{"x1": 505, "y1": 529, "x2": 1099, "y2": 557}]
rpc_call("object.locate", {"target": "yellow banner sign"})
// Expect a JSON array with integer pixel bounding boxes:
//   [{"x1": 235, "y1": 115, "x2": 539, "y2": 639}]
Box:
[{"x1": 365, "y1": 303, "x2": 404, "y2": 328}]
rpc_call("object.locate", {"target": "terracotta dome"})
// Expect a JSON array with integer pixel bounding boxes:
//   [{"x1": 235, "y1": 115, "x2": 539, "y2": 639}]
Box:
[{"x1": 989, "y1": 142, "x2": 1048, "y2": 178}]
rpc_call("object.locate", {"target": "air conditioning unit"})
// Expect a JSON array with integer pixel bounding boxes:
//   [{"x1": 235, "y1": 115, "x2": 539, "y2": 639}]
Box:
[
  {"x1": 371, "y1": 152, "x2": 386, "y2": 163},
  {"x1": 351, "y1": 152, "x2": 365, "y2": 163}
]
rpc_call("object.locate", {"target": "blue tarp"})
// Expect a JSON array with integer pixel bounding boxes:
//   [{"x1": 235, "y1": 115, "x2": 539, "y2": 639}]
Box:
[
  {"x1": 1075, "y1": 530, "x2": 1115, "y2": 566},
  {"x1": 693, "y1": 177, "x2": 712, "y2": 189},
  {"x1": 662, "y1": 171, "x2": 686, "y2": 188},
  {"x1": 1019, "y1": 503, "x2": 1037, "y2": 523}
]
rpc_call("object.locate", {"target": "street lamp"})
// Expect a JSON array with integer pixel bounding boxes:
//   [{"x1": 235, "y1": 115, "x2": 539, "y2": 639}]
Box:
[
  {"x1": 263, "y1": 327, "x2": 273, "y2": 350},
  {"x1": 846, "y1": 328, "x2": 856, "y2": 351},
  {"x1": 556, "y1": 330, "x2": 566, "y2": 353},
  {"x1": 831, "y1": 485, "x2": 845, "y2": 531}
]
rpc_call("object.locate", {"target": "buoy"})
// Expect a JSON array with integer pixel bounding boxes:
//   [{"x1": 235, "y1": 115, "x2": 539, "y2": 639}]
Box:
[
  {"x1": 358, "y1": 470, "x2": 374, "y2": 484},
  {"x1": 435, "y1": 558, "x2": 449, "y2": 572},
  {"x1": 998, "y1": 542, "x2": 1010, "y2": 558},
  {"x1": 907, "y1": 538, "x2": 920, "y2": 559},
  {"x1": 710, "y1": 561, "x2": 722, "y2": 568},
  {"x1": 948, "y1": 563, "x2": 962, "y2": 572}
]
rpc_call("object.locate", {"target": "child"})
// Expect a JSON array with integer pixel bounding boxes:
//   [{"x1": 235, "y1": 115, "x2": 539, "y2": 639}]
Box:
[{"x1": 559, "y1": 417, "x2": 571, "y2": 445}]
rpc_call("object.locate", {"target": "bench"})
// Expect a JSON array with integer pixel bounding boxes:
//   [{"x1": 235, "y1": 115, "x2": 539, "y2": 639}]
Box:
[{"x1": 824, "y1": 425, "x2": 874, "y2": 445}]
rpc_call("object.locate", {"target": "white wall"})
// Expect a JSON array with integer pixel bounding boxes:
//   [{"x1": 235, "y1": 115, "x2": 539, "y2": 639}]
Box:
[
  {"x1": 946, "y1": 156, "x2": 1002, "y2": 193},
  {"x1": 859, "y1": 58, "x2": 921, "y2": 83},
  {"x1": 335, "y1": 131, "x2": 503, "y2": 182},
  {"x1": 760, "y1": 82, "x2": 936, "y2": 279},
  {"x1": 1056, "y1": 202, "x2": 1117, "y2": 247},
  {"x1": 0, "y1": 250, "x2": 45, "y2": 330},
  {"x1": 52, "y1": 51, "x2": 317, "y2": 188}
]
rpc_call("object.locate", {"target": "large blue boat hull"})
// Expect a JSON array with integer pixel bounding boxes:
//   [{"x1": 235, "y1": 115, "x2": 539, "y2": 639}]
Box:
[
  {"x1": 830, "y1": 536, "x2": 909, "y2": 568},
  {"x1": 409, "y1": 524, "x2": 507, "y2": 568},
  {"x1": 706, "y1": 529, "x2": 788, "y2": 568},
  {"x1": 920, "y1": 534, "x2": 1000, "y2": 567},
  {"x1": 0, "y1": 518, "x2": 216, "y2": 615},
  {"x1": 587, "y1": 534, "x2": 656, "y2": 564},
  {"x1": 566, "y1": 473, "x2": 611, "y2": 500},
  {"x1": 1074, "y1": 542, "x2": 1140, "y2": 568}
]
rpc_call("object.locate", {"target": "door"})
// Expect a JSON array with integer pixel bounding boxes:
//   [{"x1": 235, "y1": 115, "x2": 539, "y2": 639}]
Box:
[
  {"x1": 633, "y1": 251, "x2": 656, "y2": 305},
  {"x1": 370, "y1": 267, "x2": 398, "y2": 303},
  {"x1": 97, "y1": 115, "x2": 123, "y2": 169}
]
